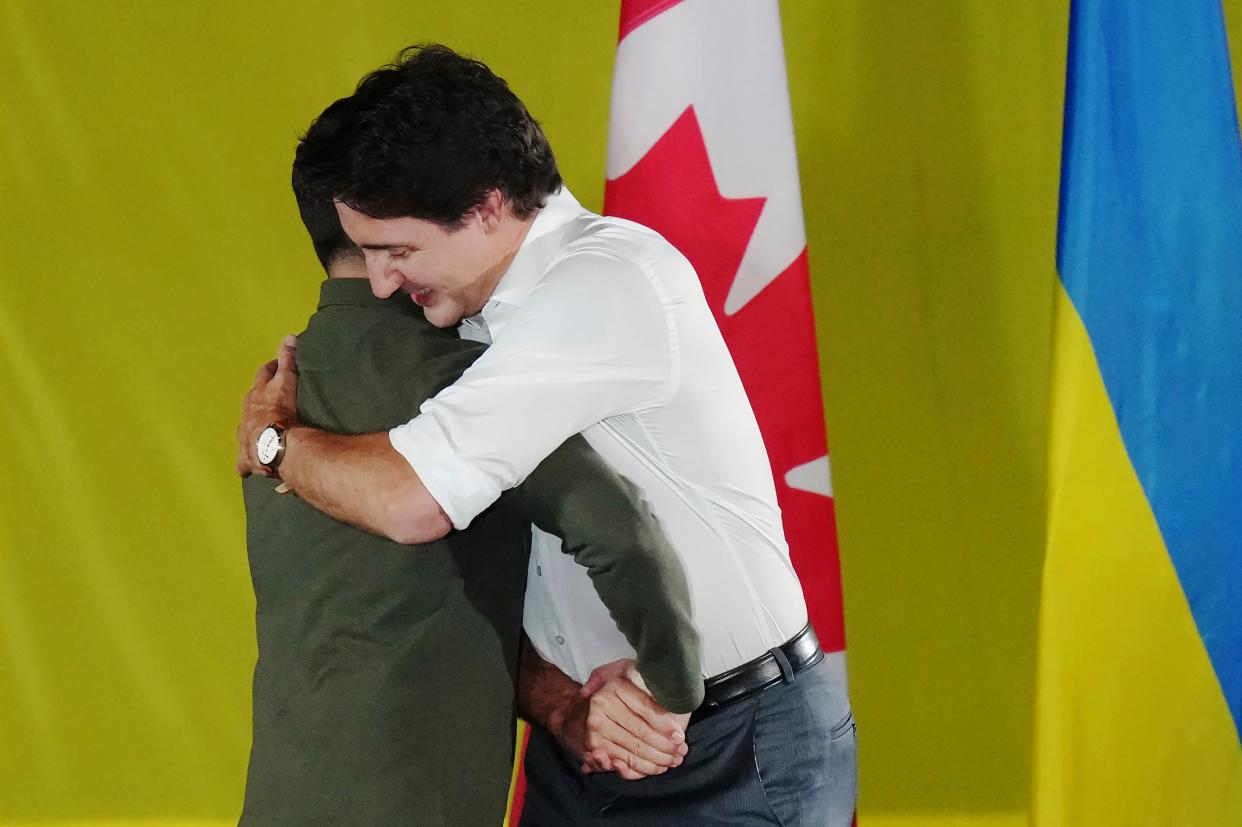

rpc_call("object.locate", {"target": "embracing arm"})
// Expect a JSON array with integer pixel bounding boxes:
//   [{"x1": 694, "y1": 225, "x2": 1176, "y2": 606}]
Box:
[
  {"x1": 508, "y1": 435, "x2": 703, "y2": 714},
  {"x1": 234, "y1": 336, "x2": 450, "y2": 544},
  {"x1": 277, "y1": 429, "x2": 450, "y2": 543},
  {"x1": 238, "y1": 253, "x2": 673, "y2": 542}
]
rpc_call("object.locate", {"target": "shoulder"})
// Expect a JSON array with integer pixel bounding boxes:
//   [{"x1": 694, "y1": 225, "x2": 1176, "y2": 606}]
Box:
[
  {"x1": 369, "y1": 314, "x2": 477, "y2": 354},
  {"x1": 541, "y1": 215, "x2": 692, "y2": 306},
  {"x1": 372, "y1": 322, "x2": 485, "y2": 388}
]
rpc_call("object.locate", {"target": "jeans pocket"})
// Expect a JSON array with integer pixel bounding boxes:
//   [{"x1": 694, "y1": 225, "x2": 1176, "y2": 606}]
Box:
[
  {"x1": 752, "y1": 683, "x2": 857, "y2": 827},
  {"x1": 829, "y1": 708, "x2": 856, "y2": 741}
]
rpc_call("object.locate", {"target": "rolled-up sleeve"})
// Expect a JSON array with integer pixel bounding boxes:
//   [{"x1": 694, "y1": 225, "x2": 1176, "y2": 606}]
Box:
[{"x1": 389, "y1": 249, "x2": 678, "y2": 529}]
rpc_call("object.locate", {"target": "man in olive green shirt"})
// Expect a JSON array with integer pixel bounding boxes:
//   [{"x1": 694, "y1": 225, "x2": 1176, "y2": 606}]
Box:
[{"x1": 238, "y1": 194, "x2": 702, "y2": 825}]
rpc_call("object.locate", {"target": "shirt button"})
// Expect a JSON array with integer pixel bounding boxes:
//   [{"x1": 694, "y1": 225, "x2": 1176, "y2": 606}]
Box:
[
  {"x1": 537, "y1": 565, "x2": 543, "y2": 576},
  {"x1": 555, "y1": 635, "x2": 565, "y2": 645}
]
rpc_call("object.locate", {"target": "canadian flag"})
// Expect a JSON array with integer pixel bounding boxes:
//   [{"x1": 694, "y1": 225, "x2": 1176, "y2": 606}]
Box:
[
  {"x1": 509, "y1": 2, "x2": 846, "y2": 821},
  {"x1": 605, "y1": 0, "x2": 846, "y2": 650}
]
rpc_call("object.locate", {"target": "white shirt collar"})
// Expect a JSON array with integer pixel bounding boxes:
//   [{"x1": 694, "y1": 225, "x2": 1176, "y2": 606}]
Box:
[
  {"x1": 519, "y1": 186, "x2": 584, "y2": 253},
  {"x1": 464, "y1": 186, "x2": 587, "y2": 341}
]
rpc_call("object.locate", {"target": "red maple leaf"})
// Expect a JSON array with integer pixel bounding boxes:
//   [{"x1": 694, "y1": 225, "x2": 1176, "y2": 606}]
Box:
[{"x1": 604, "y1": 107, "x2": 845, "y2": 651}]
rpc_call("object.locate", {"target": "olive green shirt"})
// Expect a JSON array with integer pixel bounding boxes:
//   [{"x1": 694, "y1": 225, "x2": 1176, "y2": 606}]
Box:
[{"x1": 239, "y1": 278, "x2": 701, "y2": 826}]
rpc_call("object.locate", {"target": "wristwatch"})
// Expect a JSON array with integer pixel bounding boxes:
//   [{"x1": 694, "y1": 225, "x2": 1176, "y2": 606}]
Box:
[{"x1": 256, "y1": 422, "x2": 288, "y2": 479}]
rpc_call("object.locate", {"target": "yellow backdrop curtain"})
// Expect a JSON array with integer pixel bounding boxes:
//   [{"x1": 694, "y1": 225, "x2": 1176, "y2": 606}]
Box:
[{"x1": 3, "y1": 2, "x2": 1240, "y2": 825}]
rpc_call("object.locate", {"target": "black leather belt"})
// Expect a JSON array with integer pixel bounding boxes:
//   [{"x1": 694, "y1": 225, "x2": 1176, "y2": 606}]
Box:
[{"x1": 691, "y1": 623, "x2": 824, "y2": 723}]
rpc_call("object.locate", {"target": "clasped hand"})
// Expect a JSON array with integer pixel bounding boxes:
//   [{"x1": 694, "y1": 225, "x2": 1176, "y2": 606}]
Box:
[{"x1": 559, "y1": 659, "x2": 691, "y2": 781}]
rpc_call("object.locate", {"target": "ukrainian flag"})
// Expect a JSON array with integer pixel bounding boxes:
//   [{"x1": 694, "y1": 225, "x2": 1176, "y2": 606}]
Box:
[{"x1": 1034, "y1": 0, "x2": 1242, "y2": 823}]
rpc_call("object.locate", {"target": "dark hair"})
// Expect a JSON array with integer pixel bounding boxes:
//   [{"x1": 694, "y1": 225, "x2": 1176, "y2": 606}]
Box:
[
  {"x1": 291, "y1": 94, "x2": 365, "y2": 271},
  {"x1": 292, "y1": 44, "x2": 562, "y2": 228},
  {"x1": 292, "y1": 182, "x2": 362, "y2": 273}
]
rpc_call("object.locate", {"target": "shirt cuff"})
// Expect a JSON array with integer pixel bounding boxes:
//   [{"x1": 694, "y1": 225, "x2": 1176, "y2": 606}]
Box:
[{"x1": 388, "y1": 416, "x2": 500, "y2": 530}]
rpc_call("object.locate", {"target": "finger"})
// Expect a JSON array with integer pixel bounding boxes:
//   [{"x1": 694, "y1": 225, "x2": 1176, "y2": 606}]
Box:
[
  {"x1": 614, "y1": 760, "x2": 649, "y2": 781},
  {"x1": 614, "y1": 744, "x2": 659, "y2": 779},
  {"x1": 589, "y1": 709, "x2": 678, "y2": 771},
  {"x1": 581, "y1": 671, "x2": 608, "y2": 697},
  {"x1": 597, "y1": 685, "x2": 683, "y2": 757},
  {"x1": 622, "y1": 669, "x2": 690, "y2": 752},
  {"x1": 276, "y1": 334, "x2": 298, "y2": 375},
  {"x1": 591, "y1": 696, "x2": 681, "y2": 764},
  {"x1": 588, "y1": 748, "x2": 612, "y2": 772},
  {"x1": 591, "y1": 690, "x2": 680, "y2": 764},
  {"x1": 614, "y1": 680, "x2": 687, "y2": 746},
  {"x1": 252, "y1": 360, "x2": 277, "y2": 389},
  {"x1": 580, "y1": 755, "x2": 616, "y2": 776},
  {"x1": 588, "y1": 733, "x2": 664, "y2": 778}
]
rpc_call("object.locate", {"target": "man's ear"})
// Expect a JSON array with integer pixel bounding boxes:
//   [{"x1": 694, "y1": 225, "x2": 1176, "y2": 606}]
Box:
[{"x1": 475, "y1": 189, "x2": 507, "y2": 234}]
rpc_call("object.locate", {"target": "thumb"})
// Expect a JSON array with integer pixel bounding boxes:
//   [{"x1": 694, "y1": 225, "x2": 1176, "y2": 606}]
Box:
[
  {"x1": 276, "y1": 334, "x2": 298, "y2": 375},
  {"x1": 580, "y1": 672, "x2": 607, "y2": 697}
]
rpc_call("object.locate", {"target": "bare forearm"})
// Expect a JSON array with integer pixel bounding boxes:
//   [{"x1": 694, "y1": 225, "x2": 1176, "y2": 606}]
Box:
[
  {"x1": 235, "y1": 336, "x2": 448, "y2": 543},
  {"x1": 280, "y1": 427, "x2": 451, "y2": 544}
]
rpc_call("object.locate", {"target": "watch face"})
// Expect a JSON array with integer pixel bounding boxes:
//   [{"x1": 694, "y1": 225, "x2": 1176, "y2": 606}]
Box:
[{"x1": 257, "y1": 427, "x2": 281, "y2": 465}]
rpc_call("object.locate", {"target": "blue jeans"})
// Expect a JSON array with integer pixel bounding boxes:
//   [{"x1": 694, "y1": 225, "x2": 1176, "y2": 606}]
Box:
[{"x1": 520, "y1": 653, "x2": 857, "y2": 826}]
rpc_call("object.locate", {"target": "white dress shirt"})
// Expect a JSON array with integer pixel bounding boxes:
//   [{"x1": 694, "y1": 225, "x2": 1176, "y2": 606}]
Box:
[{"x1": 390, "y1": 187, "x2": 808, "y2": 681}]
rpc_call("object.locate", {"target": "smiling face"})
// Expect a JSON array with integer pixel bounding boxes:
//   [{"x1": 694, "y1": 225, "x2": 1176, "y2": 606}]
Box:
[{"x1": 335, "y1": 196, "x2": 526, "y2": 328}]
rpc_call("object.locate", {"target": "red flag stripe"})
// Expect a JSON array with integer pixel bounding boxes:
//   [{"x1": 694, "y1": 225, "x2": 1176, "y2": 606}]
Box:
[{"x1": 618, "y1": 0, "x2": 687, "y2": 41}]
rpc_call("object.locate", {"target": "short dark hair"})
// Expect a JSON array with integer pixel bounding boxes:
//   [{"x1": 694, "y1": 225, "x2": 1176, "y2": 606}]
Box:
[
  {"x1": 292, "y1": 44, "x2": 562, "y2": 228},
  {"x1": 292, "y1": 187, "x2": 360, "y2": 272},
  {"x1": 291, "y1": 94, "x2": 364, "y2": 271}
]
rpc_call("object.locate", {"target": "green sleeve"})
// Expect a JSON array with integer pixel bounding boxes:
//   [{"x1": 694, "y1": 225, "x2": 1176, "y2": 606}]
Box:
[
  {"x1": 508, "y1": 436, "x2": 704, "y2": 713},
  {"x1": 381, "y1": 331, "x2": 702, "y2": 710}
]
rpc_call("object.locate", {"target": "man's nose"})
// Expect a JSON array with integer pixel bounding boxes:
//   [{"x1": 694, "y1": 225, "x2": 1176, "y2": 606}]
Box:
[{"x1": 367, "y1": 262, "x2": 402, "y2": 299}]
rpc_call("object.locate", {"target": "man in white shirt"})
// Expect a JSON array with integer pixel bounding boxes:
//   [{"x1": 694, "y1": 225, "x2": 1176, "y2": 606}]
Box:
[{"x1": 236, "y1": 44, "x2": 855, "y2": 826}]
